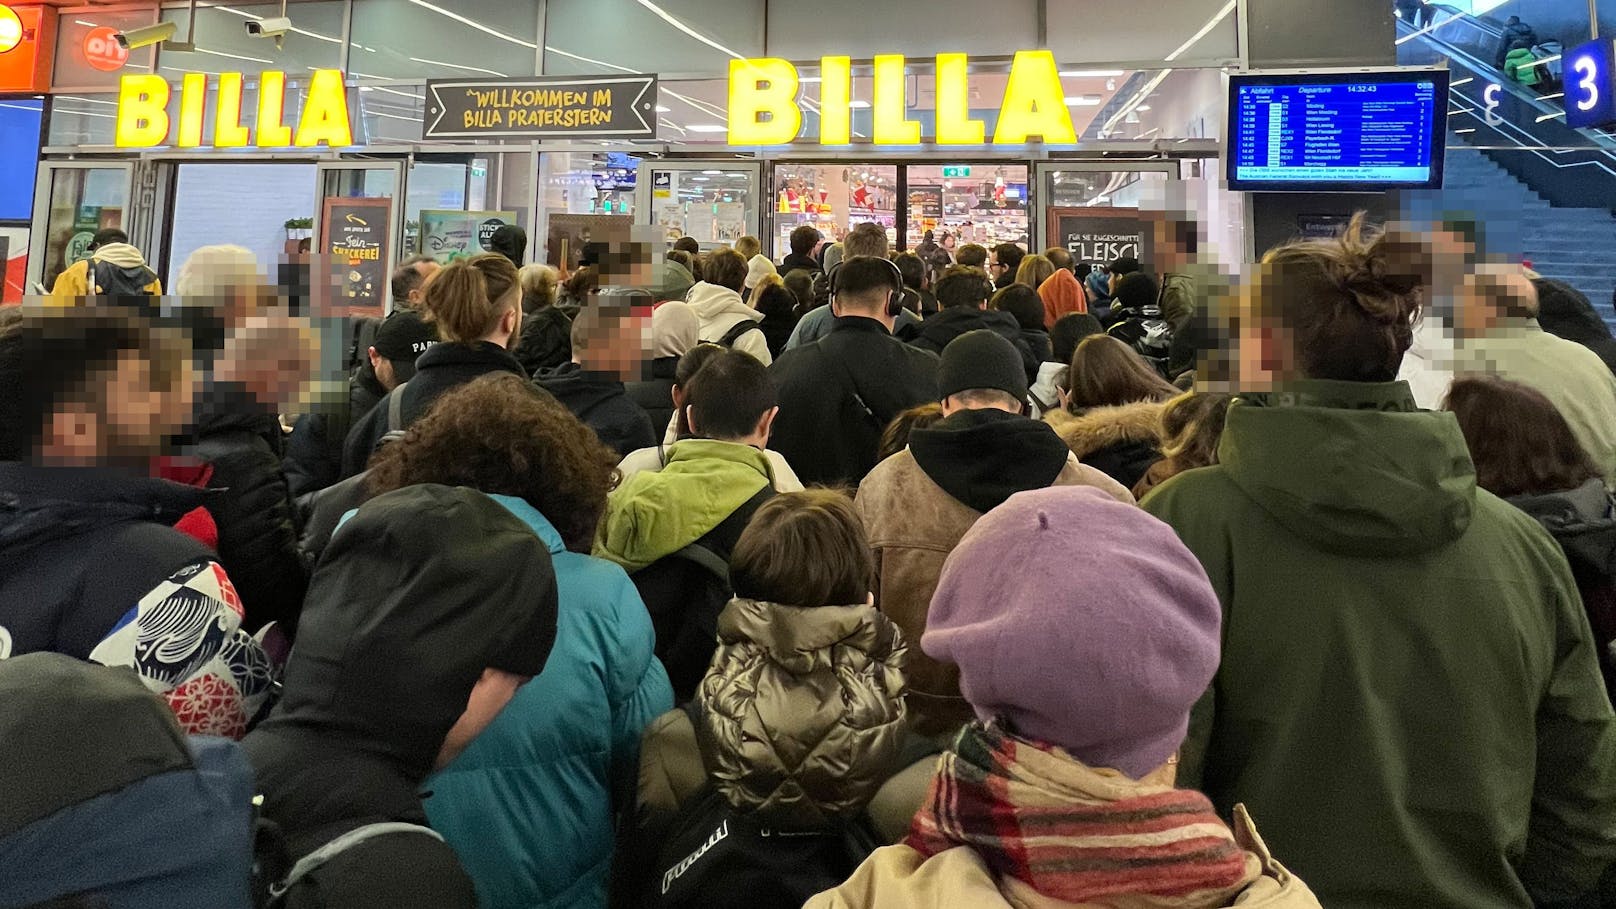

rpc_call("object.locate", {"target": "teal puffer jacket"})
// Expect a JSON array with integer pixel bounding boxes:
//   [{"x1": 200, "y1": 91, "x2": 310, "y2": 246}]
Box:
[{"x1": 423, "y1": 495, "x2": 674, "y2": 909}]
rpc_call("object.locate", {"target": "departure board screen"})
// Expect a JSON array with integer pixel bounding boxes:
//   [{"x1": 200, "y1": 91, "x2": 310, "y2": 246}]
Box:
[{"x1": 1226, "y1": 70, "x2": 1449, "y2": 192}]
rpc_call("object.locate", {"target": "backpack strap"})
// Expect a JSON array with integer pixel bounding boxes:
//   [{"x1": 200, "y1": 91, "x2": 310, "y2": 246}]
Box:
[
  {"x1": 386, "y1": 381, "x2": 409, "y2": 435},
  {"x1": 668, "y1": 541, "x2": 731, "y2": 581},
  {"x1": 716, "y1": 318, "x2": 763, "y2": 348},
  {"x1": 271, "y1": 822, "x2": 444, "y2": 900}
]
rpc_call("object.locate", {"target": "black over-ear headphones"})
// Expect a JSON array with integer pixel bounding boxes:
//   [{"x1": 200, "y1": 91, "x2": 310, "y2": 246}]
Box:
[{"x1": 828, "y1": 256, "x2": 907, "y2": 318}]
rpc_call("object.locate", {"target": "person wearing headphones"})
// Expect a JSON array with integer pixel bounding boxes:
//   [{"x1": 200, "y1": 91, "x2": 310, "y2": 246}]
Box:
[{"x1": 767, "y1": 255, "x2": 940, "y2": 487}]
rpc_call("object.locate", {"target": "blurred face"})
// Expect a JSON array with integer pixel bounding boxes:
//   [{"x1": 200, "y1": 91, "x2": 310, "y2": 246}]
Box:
[
  {"x1": 44, "y1": 353, "x2": 189, "y2": 464},
  {"x1": 1232, "y1": 276, "x2": 1294, "y2": 390},
  {"x1": 436, "y1": 668, "x2": 529, "y2": 770}
]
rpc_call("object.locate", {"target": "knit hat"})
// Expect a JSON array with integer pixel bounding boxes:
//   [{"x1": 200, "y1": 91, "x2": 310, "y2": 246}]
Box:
[
  {"x1": 743, "y1": 254, "x2": 778, "y2": 290},
  {"x1": 938, "y1": 329, "x2": 1029, "y2": 404},
  {"x1": 924, "y1": 486, "x2": 1222, "y2": 779},
  {"x1": 372, "y1": 309, "x2": 439, "y2": 382}
]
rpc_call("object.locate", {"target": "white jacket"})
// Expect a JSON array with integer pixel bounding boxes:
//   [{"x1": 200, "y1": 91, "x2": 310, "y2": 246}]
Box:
[
  {"x1": 685, "y1": 281, "x2": 772, "y2": 366},
  {"x1": 1028, "y1": 361, "x2": 1066, "y2": 420}
]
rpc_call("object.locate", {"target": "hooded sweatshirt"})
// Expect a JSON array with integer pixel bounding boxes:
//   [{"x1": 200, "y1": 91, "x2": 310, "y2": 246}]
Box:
[
  {"x1": 1142, "y1": 380, "x2": 1616, "y2": 908},
  {"x1": 535, "y1": 362, "x2": 658, "y2": 458},
  {"x1": 686, "y1": 280, "x2": 772, "y2": 365},
  {"x1": 47, "y1": 243, "x2": 162, "y2": 300},
  {"x1": 856, "y1": 410, "x2": 1132, "y2": 735},
  {"x1": 595, "y1": 439, "x2": 774, "y2": 572},
  {"x1": 243, "y1": 484, "x2": 560, "y2": 909},
  {"x1": 0, "y1": 653, "x2": 258, "y2": 909}
]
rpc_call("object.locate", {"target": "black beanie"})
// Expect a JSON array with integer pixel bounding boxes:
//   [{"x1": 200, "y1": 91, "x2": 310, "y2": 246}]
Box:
[{"x1": 938, "y1": 329, "x2": 1029, "y2": 403}]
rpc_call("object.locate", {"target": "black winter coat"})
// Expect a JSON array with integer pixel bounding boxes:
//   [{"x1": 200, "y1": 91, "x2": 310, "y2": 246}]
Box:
[
  {"x1": 534, "y1": 363, "x2": 658, "y2": 458},
  {"x1": 341, "y1": 342, "x2": 529, "y2": 477},
  {"x1": 243, "y1": 485, "x2": 560, "y2": 909},
  {"x1": 1510, "y1": 479, "x2": 1616, "y2": 700},
  {"x1": 191, "y1": 386, "x2": 307, "y2": 634},
  {"x1": 285, "y1": 369, "x2": 385, "y2": 499},
  {"x1": 514, "y1": 305, "x2": 573, "y2": 377},
  {"x1": 625, "y1": 356, "x2": 678, "y2": 438},
  {"x1": 769, "y1": 317, "x2": 940, "y2": 487},
  {"x1": 909, "y1": 306, "x2": 1041, "y2": 386}
]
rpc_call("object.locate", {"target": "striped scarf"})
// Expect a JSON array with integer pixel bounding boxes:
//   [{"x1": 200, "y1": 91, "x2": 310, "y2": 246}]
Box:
[{"x1": 906, "y1": 723, "x2": 1259, "y2": 906}]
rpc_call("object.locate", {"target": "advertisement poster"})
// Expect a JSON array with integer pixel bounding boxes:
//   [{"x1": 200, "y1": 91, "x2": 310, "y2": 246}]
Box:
[
  {"x1": 320, "y1": 196, "x2": 392, "y2": 318},
  {"x1": 419, "y1": 209, "x2": 518, "y2": 263},
  {"x1": 908, "y1": 184, "x2": 943, "y2": 227},
  {"x1": 1048, "y1": 208, "x2": 1153, "y2": 267},
  {"x1": 425, "y1": 74, "x2": 658, "y2": 140}
]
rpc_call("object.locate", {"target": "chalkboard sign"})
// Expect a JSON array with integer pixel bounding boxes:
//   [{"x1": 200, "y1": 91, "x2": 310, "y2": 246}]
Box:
[
  {"x1": 321, "y1": 196, "x2": 392, "y2": 318},
  {"x1": 1048, "y1": 207, "x2": 1153, "y2": 267},
  {"x1": 425, "y1": 75, "x2": 658, "y2": 140}
]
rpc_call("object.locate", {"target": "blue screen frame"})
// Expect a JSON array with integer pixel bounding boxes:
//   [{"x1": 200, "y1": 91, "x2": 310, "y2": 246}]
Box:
[
  {"x1": 1225, "y1": 69, "x2": 1450, "y2": 193},
  {"x1": 0, "y1": 97, "x2": 45, "y2": 222}
]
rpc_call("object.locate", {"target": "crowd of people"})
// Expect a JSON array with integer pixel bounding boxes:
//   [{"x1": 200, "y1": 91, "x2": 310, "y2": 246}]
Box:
[{"x1": 2, "y1": 209, "x2": 1615, "y2": 909}]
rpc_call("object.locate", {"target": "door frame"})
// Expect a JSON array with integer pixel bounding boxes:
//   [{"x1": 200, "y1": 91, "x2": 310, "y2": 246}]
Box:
[
  {"x1": 1029, "y1": 160, "x2": 1180, "y2": 251},
  {"x1": 634, "y1": 159, "x2": 766, "y2": 250},
  {"x1": 27, "y1": 160, "x2": 135, "y2": 292},
  {"x1": 314, "y1": 159, "x2": 408, "y2": 311}
]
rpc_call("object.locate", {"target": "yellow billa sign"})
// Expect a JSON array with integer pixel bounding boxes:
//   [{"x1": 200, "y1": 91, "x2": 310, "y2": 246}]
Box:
[
  {"x1": 729, "y1": 49, "x2": 1076, "y2": 146},
  {"x1": 115, "y1": 69, "x2": 353, "y2": 148}
]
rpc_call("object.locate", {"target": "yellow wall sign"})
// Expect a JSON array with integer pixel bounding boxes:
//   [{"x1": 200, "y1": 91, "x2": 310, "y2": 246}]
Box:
[
  {"x1": 729, "y1": 50, "x2": 1076, "y2": 147},
  {"x1": 115, "y1": 69, "x2": 353, "y2": 148}
]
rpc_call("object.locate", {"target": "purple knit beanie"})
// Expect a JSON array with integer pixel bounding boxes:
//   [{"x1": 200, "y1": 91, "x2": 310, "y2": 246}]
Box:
[{"x1": 923, "y1": 486, "x2": 1222, "y2": 779}]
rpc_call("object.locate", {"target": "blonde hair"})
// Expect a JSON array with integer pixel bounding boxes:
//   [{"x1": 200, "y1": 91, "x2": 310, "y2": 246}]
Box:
[
  {"x1": 1157, "y1": 392, "x2": 1233, "y2": 463},
  {"x1": 1015, "y1": 254, "x2": 1055, "y2": 291},
  {"x1": 175, "y1": 245, "x2": 262, "y2": 297},
  {"x1": 423, "y1": 253, "x2": 520, "y2": 344},
  {"x1": 518, "y1": 263, "x2": 559, "y2": 312},
  {"x1": 734, "y1": 236, "x2": 762, "y2": 260}
]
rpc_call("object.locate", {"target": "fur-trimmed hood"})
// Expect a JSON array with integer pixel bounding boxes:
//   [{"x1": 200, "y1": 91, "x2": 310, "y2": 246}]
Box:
[{"x1": 1045, "y1": 401, "x2": 1166, "y2": 460}]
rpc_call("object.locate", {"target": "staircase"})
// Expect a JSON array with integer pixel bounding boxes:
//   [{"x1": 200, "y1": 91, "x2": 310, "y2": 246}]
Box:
[{"x1": 1436, "y1": 147, "x2": 1616, "y2": 329}]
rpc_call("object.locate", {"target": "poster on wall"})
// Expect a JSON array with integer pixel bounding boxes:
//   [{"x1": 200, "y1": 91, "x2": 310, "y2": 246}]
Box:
[
  {"x1": 419, "y1": 210, "x2": 519, "y2": 263},
  {"x1": 424, "y1": 75, "x2": 658, "y2": 140},
  {"x1": 1048, "y1": 208, "x2": 1154, "y2": 268},
  {"x1": 321, "y1": 196, "x2": 392, "y2": 318}
]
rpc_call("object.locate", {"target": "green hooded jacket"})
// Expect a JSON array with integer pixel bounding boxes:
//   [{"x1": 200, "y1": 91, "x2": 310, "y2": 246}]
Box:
[
  {"x1": 594, "y1": 439, "x2": 774, "y2": 572},
  {"x1": 1142, "y1": 379, "x2": 1616, "y2": 909}
]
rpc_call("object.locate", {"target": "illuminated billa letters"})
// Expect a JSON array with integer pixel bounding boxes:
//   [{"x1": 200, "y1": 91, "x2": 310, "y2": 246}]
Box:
[
  {"x1": 728, "y1": 50, "x2": 1076, "y2": 146},
  {"x1": 115, "y1": 69, "x2": 353, "y2": 148}
]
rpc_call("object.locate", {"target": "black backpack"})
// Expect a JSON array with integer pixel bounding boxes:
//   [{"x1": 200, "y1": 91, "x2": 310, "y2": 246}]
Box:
[
  {"x1": 716, "y1": 318, "x2": 764, "y2": 349},
  {"x1": 90, "y1": 259, "x2": 157, "y2": 298},
  {"x1": 628, "y1": 485, "x2": 774, "y2": 701},
  {"x1": 645, "y1": 703, "x2": 884, "y2": 909}
]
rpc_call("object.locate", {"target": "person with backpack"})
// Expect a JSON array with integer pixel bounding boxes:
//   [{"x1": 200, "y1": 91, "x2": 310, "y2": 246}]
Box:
[
  {"x1": 618, "y1": 490, "x2": 934, "y2": 909},
  {"x1": 809, "y1": 486, "x2": 1323, "y2": 908},
  {"x1": 346, "y1": 375, "x2": 669, "y2": 909},
  {"x1": 856, "y1": 331, "x2": 1130, "y2": 737},
  {"x1": 244, "y1": 482, "x2": 562, "y2": 909},
  {"x1": 340, "y1": 253, "x2": 528, "y2": 477},
  {"x1": 686, "y1": 247, "x2": 772, "y2": 365},
  {"x1": 594, "y1": 349, "x2": 782, "y2": 699},
  {"x1": 0, "y1": 654, "x2": 258, "y2": 908},
  {"x1": 286, "y1": 308, "x2": 439, "y2": 499},
  {"x1": 47, "y1": 228, "x2": 162, "y2": 302},
  {"x1": 535, "y1": 290, "x2": 659, "y2": 457},
  {"x1": 769, "y1": 257, "x2": 940, "y2": 487}
]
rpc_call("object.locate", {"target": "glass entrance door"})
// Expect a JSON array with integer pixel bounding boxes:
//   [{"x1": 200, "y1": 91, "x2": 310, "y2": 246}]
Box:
[
  {"x1": 1033, "y1": 161, "x2": 1178, "y2": 270},
  {"x1": 29, "y1": 163, "x2": 134, "y2": 294},
  {"x1": 636, "y1": 160, "x2": 764, "y2": 251}
]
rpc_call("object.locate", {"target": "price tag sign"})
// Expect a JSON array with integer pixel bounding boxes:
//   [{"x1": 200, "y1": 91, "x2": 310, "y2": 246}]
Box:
[{"x1": 1566, "y1": 37, "x2": 1616, "y2": 130}]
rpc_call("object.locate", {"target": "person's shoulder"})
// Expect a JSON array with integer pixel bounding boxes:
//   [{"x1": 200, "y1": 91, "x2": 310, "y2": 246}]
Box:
[
  {"x1": 1139, "y1": 463, "x2": 1239, "y2": 516},
  {"x1": 859, "y1": 448, "x2": 920, "y2": 497}
]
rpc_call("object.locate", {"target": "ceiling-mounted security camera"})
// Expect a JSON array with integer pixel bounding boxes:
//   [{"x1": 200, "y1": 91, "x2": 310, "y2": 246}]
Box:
[
  {"x1": 114, "y1": 21, "x2": 178, "y2": 49},
  {"x1": 245, "y1": 16, "x2": 291, "y2": 38}
]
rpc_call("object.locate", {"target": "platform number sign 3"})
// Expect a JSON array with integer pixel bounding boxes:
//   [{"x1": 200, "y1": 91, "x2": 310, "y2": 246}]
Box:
[{"x1": 1566, "y1": 37, "x2": 1616, "y2": 130}]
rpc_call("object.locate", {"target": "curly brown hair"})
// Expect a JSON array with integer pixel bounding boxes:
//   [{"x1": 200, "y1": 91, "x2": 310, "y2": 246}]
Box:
[{"x1": 366, "y1": 373, "x2": 620, "y2": 552}]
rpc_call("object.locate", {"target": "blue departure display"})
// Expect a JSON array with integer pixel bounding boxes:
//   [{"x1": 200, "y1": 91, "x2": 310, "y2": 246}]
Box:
[{"x1": 1227, "y1": 72, "x2": 1447, "y2": 191}]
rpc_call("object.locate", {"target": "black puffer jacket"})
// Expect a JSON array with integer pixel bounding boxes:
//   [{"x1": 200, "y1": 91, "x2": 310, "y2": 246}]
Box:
[
  {"x1": 535, "y1": 363, "x2": 658, "y2": 457},
  {"x1": 243, "y1": 485, "x2": 560, "y2": 909},
  {"x1": 1045, "y1": 400, "x2": 1166, "y2": 492},
  {"x1": 191, "y1": 384, "x2": 307, "y2": 634},
  {"x1": 515, "y1": 305, "x2": 573, "y2": 377},
  {"x1": 341, "y1": 342, "x2": 529, "y2": 477}
]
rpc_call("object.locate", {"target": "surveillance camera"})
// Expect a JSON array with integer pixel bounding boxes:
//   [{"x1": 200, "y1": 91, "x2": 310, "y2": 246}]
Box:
[
  {"x1": 245, "y1": 16, "x2": 291, "y2": 38},
  {"x1": 114, "y1": 21, "x2": 178, "y2": 50}
]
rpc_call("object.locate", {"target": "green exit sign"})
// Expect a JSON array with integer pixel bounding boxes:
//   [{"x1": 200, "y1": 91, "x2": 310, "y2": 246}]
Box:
[{"x1": 941, "y1": 165, "x2": 972, "y2": 178}]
